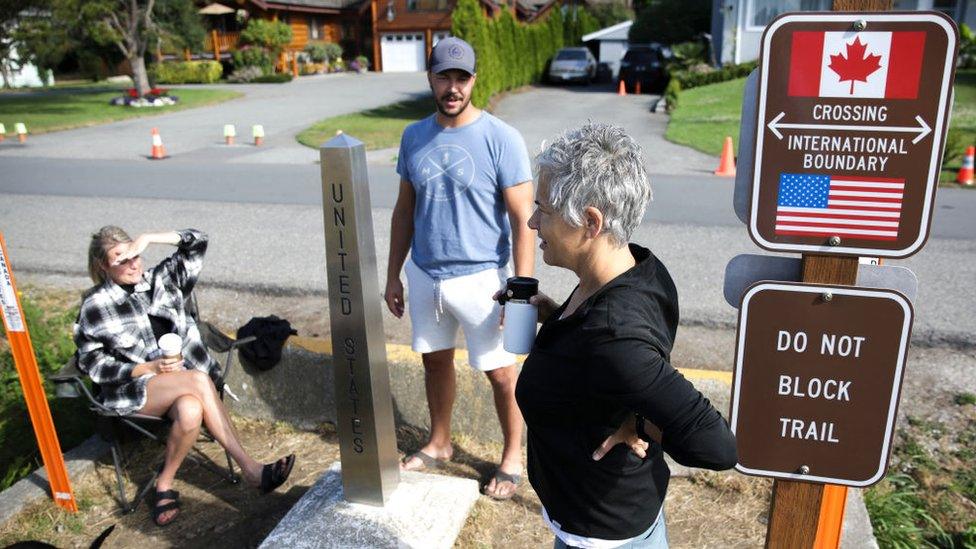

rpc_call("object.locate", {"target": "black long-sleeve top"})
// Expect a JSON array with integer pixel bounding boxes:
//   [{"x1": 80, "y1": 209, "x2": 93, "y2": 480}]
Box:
[{"x1": 515, "y1": 244, "x2": 737, "y2": 540}]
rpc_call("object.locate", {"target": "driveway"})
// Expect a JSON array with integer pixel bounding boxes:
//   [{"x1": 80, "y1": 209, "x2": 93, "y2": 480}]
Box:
[
  {"x1": 495, "y1": 83, "x2": 718, "y2": 176},
  {"x1": 0, "y1": 72, "x2": 429, "y2": 162}
]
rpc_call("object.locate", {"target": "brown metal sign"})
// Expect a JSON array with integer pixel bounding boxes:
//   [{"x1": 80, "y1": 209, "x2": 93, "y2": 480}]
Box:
[
  {"x1": 750, "y1": 12, "x2": 958, "y2": 258},
  {"x1": 730, "y1": 282, "x2": 912, "y2": 486}
]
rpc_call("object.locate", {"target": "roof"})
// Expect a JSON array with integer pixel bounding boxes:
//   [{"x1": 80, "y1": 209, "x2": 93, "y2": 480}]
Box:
[
  {"x1": 581, "y1": 20, "x2": 632, "y2": 42},
  {"x1": 246, "y1": 0, "x2": 364, "y2": 13}
]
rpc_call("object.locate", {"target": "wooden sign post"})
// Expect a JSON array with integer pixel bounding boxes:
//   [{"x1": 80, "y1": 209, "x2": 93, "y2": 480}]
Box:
[
  {"x1": 735, "y1": 0, "x2": 960, "y2": 546},
  {"x1": 0, "y1": 234, "x2": 77, "y2": 512}
]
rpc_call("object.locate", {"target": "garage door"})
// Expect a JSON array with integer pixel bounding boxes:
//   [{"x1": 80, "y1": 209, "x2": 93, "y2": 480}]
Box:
[{"x1": 381, "y1": 33, "x2": 426, "y2": 72}]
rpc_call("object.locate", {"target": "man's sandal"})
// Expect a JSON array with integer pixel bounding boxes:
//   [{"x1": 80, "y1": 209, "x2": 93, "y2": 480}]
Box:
[
  {"x1": 153, "y1": 489, "x2": 181, "y2": 527},
  {"x1": 401, "y1": 450, "x2": 448, "y2": 471},
  {"x1": 484, "y1": 470, "x2": 521, "y2": 501},
  {"x1": 260, "y1": 454, "x2": 296, "y2": 494}
]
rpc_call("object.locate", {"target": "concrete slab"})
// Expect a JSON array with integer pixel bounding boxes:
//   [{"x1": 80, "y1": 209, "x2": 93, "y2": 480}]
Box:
[
  {"x1": 260, "y1": 462, "x2": 479, "y2": 549},
  {"x1": 842, "y1": 488, "x2": 880, "y2": 549},
  {"x1": 0, "y1": 436, "x2": 108, "y2": 526}
]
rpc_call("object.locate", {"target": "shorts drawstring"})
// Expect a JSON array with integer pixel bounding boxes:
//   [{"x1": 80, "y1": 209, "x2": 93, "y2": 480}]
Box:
[{"x1": 434, "y1": 278, "x2": 444, "y2": 323}]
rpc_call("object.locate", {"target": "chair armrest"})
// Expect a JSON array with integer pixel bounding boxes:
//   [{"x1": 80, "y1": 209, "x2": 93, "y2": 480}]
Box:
[
  {"x1": 50, "y1": 355, "x2": 84, "y2": 384},
  {"x1": 229, "y1": 335, "x2": 257, "y2": 348}
]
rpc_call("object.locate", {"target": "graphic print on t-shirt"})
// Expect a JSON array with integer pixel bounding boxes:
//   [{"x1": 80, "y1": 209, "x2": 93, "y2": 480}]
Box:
[{"x1": 419, "y1": 144, "x2": 476, "y2": 201}]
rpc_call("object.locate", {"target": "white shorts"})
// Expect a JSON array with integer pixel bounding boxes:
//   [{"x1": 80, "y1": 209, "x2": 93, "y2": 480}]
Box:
[{"x1": 405, "y1": 259, "x2": 515, "y2": 371}]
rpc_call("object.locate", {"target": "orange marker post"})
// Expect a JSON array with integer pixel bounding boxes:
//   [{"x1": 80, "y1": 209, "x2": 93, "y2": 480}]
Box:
[{"x1": 0, "y1": 234, "x2": 77, "y2": 512}]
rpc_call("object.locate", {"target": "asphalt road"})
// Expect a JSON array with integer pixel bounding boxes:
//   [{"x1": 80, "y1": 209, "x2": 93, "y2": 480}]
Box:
[{"x1": 1, "y1": 79, "x2": 974, "y2": 346}]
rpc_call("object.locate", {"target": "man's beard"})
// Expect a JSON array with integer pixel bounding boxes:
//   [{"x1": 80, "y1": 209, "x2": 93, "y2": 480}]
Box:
[{"x1": 435, "y1": 92, "x2": 470, "y2": 118}]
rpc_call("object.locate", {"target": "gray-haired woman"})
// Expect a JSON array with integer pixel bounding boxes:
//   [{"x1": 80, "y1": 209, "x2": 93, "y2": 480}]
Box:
[
  {"x1": 75, "y1": 227, "x2": 294, "y2": 527},
  {"x1": 515, "y1": 123, "x2": 737, "y2": 548}
]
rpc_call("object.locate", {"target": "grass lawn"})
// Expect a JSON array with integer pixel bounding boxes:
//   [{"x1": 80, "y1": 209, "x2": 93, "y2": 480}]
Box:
[
  {"x1": 0, "y1": 86, "x2": 242, "y2": 135},
  {"x1": 296, "y1": 96, "x2": 430, "y2": 151},
  {"x1": 666, "y1": 70, "x2": 976, "y2": 185}
]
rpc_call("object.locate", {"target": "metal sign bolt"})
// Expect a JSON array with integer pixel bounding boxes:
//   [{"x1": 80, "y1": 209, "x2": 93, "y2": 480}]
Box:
[
  {"x1": 799, "y1": 465, "x2": 810, "y2": 475},
  {"x1": 853, "y1": 19, "x2": 867, "y2": 32},
  {"x1": 828, "y1": 236, "x2": 841, "y2": 246},
  {"x1": 823, "y1": 292, "x2": 833, "y2": 302}
]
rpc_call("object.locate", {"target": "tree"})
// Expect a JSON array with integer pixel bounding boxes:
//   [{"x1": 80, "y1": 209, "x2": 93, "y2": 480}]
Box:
[
  {"x1": 79, "y1": 0, "x2": 160, "y2": 96},
  {"x1": 154, "y1": 0, "x2": 205, "y2": 54},
  {"x1": 0, "y1": 0, "x2": 42, "y2": 88},
  {"x1": 589, "y1": 0, "x2": 634, "y2": 29},
  {"x1": 629, "y1": 0, "x2": 709, "y2": 45}
]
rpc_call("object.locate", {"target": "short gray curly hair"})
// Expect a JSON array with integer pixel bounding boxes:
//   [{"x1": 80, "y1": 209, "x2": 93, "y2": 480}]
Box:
[{"x1": 535, "y1": 122, "x2": 652, "y2": 247}]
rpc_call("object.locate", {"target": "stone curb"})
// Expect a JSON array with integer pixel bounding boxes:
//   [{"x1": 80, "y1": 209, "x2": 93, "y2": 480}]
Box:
[{"x1": 0, "y1": 435, "x2": 109, "y2": 527}]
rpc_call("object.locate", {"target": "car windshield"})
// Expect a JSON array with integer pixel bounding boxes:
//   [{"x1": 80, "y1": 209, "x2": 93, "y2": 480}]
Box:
[
  {"x1": 556, "y1": 50, "x2": 587, "y2": 61},
  {"x1": 623, "y1": 50, "x2": 658, "y2": 64}
]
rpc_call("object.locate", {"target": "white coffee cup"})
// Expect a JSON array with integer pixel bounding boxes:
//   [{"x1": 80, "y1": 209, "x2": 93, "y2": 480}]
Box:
[
  {"x1": 502, "y1": 277, "x2": 539, "y2": 354},
  {"x1": 158, "y1": 333, "x2": 183, "y2": 361}
]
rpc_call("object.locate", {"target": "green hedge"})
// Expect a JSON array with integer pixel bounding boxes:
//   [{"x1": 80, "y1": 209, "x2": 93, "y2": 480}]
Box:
[
  {"x1": 149, "y1": 61, "x2": 223, "y2": 84},
  {"x1": 671, "y1": 61, "x2": 758, "y2": 90},
  {"x1": 452, "y1": 0, "x2": 573, "y2": 108},
  {"x1": 252, "y1": 73, "x2": 293, "y2": 83}
]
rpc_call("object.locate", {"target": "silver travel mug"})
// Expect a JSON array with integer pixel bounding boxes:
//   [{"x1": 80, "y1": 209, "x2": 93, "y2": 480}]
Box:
[{"x1": 502, "y1": 277, "x2": 539, "y2": 354}]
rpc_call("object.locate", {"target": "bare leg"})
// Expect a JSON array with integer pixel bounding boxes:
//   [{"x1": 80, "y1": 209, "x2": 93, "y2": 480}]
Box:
[
  {"x1": 402, "y1": 348, "x2": 456, "y2": 470},
  {"x1": 152, "y1": 395, "x2": 202, "y2": 524},
  {"x1": 139, "y1": 371, "x2": 263, "y2": 486},
  {"x1": 483, "y1": 364, "x2": 523, "y2": 498}
]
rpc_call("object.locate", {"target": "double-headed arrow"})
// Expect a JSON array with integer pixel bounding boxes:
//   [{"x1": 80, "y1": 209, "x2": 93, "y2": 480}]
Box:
[{"x1": 767, "y1": 111, "x2": 932, "y2": 144}]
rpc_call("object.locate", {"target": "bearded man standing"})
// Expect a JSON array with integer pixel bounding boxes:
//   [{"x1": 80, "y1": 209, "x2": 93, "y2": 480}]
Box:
[{"x1": 384, "y1": 37, "x2": 535, "y2": 500}]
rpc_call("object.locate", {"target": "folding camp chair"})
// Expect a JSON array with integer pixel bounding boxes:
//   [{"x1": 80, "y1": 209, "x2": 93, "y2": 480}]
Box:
[{"x1": 50, "y1": 296, "x2": 256, "y2": 514}]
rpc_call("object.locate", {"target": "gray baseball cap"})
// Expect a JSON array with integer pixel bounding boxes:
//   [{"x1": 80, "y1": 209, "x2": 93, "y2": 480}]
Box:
[{"x1": 428, "y1": 37, "x2": 476, "y2": 75}]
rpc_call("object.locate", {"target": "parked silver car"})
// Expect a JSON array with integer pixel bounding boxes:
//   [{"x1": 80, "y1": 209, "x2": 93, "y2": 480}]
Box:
[{"x1": 548, "y1": 47, "x2": 597, "y2": 84}]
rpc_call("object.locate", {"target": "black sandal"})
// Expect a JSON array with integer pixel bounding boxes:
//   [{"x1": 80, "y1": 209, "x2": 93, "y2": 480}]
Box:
[
  {"x1": 260, "y1": 454, "x2": 296, "y2": 494},
  {"x1": 153, "y1": 489, "x2": 181, "y2": 527}
]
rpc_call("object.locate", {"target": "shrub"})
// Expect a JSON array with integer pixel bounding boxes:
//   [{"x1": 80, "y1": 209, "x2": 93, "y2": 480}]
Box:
[
  {"x1": 149, "y1": 61, "x2": 222, "y2": 84},
  {"x1": 304, "y1": 42, "x2": 329, "y2": 63},
  {"x1": 452, "y1": 0, "x2": 571, "y2": 108},
  {"x1": 0, "y1": 290, "x2": 91, "y2": 491},
  {"x1": 671, "y1": 60, "x2": 757, "y2": 90},
  {"x1": 239, "y1": 19, "x2": 292, "y2": 55},
  {"x1": 353, "y1": 55, "x2": 370, "y2": 71},
  {"x1": 304, "y1": 41, "x2": 342, "y2": 64},
  {"x1": 253, "y1": 73, "x2": 293, "y2": 83},
  {"x1": 663, "y1": 77, "x2": 681, "y2": 112},
  {"x1": 301, "y1": 62, "x2": 327, "y2": 75},
  {"x1": 227, "y1": 65, "x2": 264, "y2": 83},
  {"x1": 324, "y1": 42, "x2": 343, "y2": 63},
  {"x1": 231, "y1": 46, "x2": 274, "y2": 75},
  {"x1": 961, "y1": 24, "x2": 976, "y2": 69}
]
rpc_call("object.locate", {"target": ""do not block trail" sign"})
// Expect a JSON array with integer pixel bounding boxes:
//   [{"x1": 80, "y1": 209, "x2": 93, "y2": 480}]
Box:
[{"x1": 730, "y1": 282, "x2": 912, "y2": 487}]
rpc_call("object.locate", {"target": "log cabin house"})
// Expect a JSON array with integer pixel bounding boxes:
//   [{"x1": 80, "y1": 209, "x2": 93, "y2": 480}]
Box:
[{"x1": 196, "y1": 0, "x2": 547, "y2": 72}]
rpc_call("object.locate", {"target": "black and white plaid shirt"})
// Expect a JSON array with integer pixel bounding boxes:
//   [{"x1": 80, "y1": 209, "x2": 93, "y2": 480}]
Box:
[{"x1": 73, "y1": 229, "x2": 219, "y2": 415}]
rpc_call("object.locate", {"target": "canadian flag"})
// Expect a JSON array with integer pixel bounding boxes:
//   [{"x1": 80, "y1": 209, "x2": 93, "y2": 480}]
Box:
[{"x1": 787, "y1": 31, "x2": 926, "y2": 99}]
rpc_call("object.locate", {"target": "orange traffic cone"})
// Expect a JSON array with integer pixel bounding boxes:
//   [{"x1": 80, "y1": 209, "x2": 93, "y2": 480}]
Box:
[
  {"x1": 618, "y1": 80, "x2": 627, "y2": 96},
  {"x1": 149, "y1": 127, "x2": 167, "y2": 160},
  {"x1": 957, "y1": 146, "x2": 974, "y2": 185},
  {"x1": 635, "y1": 81, "x2": 642, "y2": 95},
  {"x1": 714, "y1": 136, "x2": 736, "y2": 177}
]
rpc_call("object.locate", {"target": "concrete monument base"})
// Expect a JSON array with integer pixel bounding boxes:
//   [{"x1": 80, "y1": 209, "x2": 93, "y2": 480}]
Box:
[{"x1": 260, "y1": 462, "x2": 480, "y2": 548}]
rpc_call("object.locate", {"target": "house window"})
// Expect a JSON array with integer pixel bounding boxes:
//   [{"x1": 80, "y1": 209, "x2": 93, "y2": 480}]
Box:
[
  {"x1": 310, "y1": 17, "x2": 321, "y2": 40},
  {"x1": 746, "y1": 0, "x2": 831, "y2": 30},
  {"x1": 932, "y1": 0, "x2": 958, "y2": 19},
  {"x1": 408, "y1": 0, "x2": 449, "y2": 10}
]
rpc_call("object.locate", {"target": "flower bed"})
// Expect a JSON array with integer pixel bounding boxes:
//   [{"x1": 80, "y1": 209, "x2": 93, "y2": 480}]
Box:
[{"x1": 109, "y1": 87, "x2": 180, "y2": 108}]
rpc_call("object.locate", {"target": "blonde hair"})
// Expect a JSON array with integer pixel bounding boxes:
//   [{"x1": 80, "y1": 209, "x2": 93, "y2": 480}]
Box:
[{"x1": 88, "y1": 226, "x2": 131, "y2": 285}]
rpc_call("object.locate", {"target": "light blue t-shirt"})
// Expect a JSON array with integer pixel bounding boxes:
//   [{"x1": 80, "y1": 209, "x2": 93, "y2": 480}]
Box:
[{"x1": 397, "y1": 112, "x2": 532, "y2": 280}]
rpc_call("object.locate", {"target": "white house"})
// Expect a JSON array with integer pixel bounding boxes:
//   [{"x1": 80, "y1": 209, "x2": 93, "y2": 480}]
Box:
[
  {"x1": 710, "y1": 0, "x2": 976, "y2": 66},
  {"x1": 582, "y1": 20, "x2": 632, "y2": 78}
]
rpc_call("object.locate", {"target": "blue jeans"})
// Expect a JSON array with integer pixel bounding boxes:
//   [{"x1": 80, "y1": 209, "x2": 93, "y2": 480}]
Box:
[{"x1": 552, "y1": 509, "x2": 668, "y2": 549}]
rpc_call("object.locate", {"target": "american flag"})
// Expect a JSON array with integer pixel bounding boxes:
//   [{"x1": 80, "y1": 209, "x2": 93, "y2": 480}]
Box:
[{"x1": 775, "y1": 173, "x2": 904, "y2": 241}]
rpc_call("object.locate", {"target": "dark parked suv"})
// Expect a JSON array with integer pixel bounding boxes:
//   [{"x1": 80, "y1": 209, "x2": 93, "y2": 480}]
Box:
[{"x1": 617, "y1": 44, "x2": 667, "y2": 93}]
